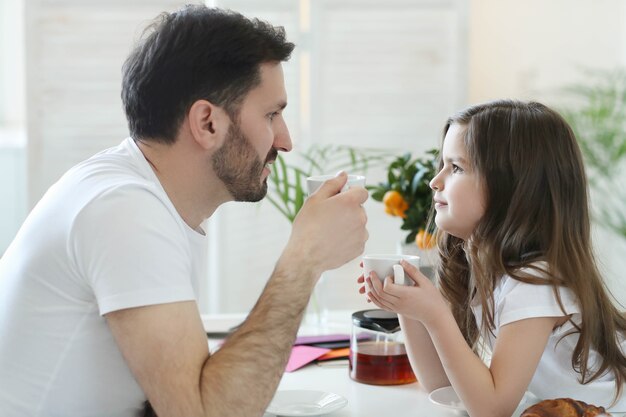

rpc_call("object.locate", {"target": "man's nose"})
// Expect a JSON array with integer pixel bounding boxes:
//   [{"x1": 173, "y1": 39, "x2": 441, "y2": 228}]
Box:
[{"x1": 274, "y1": 117, "x2": 292, "y2": 152}]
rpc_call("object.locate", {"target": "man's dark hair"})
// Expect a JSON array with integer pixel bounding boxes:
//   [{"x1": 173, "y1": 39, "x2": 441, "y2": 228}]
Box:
[{"x1": 121, "y1": 5, "x2": 294, "y2": 144}]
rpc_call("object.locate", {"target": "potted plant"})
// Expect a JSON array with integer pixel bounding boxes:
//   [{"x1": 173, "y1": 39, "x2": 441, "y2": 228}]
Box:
[
  {"x1": 367, "y1": 149, "x2": 439, "y2": 249},
  {"x1": 559, "y1": 70, "x2": 626, "y2": 239}
]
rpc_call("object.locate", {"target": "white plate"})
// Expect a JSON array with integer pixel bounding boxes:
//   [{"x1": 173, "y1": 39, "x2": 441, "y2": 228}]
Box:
[
  {"x1": 267, "y1": 390, "x2": 348, "y2": 416},
  {"x1": 429, "y1": 386, "x2": 540, "y2": 415},
  {"x1": 428, "y1": 386, "x2": 468, "y2": 414}
]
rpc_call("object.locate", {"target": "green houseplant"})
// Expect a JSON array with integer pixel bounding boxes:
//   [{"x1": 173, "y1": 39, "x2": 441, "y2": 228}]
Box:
[
  {"x1": 367, "y1": 149, "x2": 439, "y2": 249},
  {"x1": 560, "y1": 70, "x2": 626, "y2": 239}
]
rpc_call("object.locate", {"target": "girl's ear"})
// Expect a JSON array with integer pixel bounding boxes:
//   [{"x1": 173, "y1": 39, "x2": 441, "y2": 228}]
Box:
[{"x1": 187, "y1": 99, "x2": 230, "y2": 151}]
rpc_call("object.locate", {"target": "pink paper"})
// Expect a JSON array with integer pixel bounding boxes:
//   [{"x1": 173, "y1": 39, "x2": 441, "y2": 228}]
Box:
[{"x1": 285, "y1": 345, "x2": 331, "y2": 372}]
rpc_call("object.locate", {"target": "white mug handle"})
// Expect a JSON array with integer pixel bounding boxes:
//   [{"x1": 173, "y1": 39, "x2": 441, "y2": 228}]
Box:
[{"x1": 393, "y1": 264, "x2": 405, "y2": 285}]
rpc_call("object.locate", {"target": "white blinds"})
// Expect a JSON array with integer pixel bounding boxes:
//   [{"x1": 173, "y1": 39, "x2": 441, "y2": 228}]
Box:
[
  {"x1": 25, "y1": 0, "x2": 186, "y2": 204},
  {"x1": 314, "y1": 3, "x2": 466, "y2": 148}
]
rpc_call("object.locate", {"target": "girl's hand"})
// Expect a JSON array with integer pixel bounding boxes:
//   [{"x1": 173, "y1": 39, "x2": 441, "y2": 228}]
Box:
[{"x1": 358, "y1": 260, "x2": 448, "y2": 325}]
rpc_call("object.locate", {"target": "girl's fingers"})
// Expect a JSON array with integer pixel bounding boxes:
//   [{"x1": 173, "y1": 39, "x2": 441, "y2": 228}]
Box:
[
  {"x1": 366, "y1": 275, "x2": 383, "y2": 295},
  {"x1": 367, "y1": 290, "x2": 394, "y2": 311},
  {"x1": 401, "y1": 260, "x2": 427, "y2": 284},
  {"x1": 365, "y1": 272, "x2": 383, "y2": 295},
  {"x1": 380, "y1": 278, "x2": 402, "y2": 301},
  {"x1": 367, "y1": 276, "x2": 400, "y2": 309},
  {"x1": 357, "y1": 275, "x2": 365, "y2": 283},
  {"x1": 383, "y1": 276, "x2": 398, "y2": 292}
]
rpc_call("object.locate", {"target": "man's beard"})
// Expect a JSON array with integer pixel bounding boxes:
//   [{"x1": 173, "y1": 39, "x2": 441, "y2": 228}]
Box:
[{"x1": 212, "y1": 122, "x2": 277, "y2": 202}]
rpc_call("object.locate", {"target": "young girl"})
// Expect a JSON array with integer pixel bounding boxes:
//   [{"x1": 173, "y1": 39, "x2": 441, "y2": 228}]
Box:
[{"x1": 359, "y1": 100, "x2": 626, "y2": 416}]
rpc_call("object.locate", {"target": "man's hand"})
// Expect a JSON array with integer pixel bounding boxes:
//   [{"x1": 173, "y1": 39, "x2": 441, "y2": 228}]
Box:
[{"x1": 284, "y1": 171, "x2": 369, "y2": 280}]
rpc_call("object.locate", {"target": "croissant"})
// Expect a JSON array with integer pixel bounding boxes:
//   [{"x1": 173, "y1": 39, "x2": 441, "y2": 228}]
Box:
[{"x1": 520, "y1": 398, "x2": 610, "y2": 417}]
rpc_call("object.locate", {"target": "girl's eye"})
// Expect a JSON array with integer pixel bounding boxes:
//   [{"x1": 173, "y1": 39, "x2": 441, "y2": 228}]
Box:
[{"x1": 452, "y1": 164, "x2": 463, "y2": 173}]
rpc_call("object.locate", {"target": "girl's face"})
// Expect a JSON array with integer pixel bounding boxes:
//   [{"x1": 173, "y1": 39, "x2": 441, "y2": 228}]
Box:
[{"x1": 429, "y1": 123, "x2": 486, "y2": 240}]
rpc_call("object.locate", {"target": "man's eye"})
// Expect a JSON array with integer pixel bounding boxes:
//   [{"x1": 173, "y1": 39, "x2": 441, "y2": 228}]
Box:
[{"x1": 268, "y1": 112, "x2": 279, "y2": 121}]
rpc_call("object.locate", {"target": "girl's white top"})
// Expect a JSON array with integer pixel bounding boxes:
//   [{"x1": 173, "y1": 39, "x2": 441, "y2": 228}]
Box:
[{"x1": 471, "y1": 266, "x2": 626, "y2": 411}]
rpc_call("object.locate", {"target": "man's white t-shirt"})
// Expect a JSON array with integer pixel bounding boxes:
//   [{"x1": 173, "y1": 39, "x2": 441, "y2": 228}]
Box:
[
  {"x1": 0, "y1": 138, "x2": 207, "y2": 416},
  {"x1": 471, "y1": 268, "x2": 626, "y2": 411}
]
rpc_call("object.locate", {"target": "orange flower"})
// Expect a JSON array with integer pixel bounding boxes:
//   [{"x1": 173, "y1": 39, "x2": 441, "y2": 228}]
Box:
[
  {"x1": 383, "y1": 190, "x2": 409, "y2": 218},
  {"x1": 415, "y1": 228, "x2": 436, "y2": 249},
  {"x1": 394, "y1": 200, "x2": 409, "y2": 218}
]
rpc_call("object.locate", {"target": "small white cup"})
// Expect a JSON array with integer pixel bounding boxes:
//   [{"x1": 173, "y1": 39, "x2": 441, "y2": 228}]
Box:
[
  {"x1": 362, "y1": 254, "x2": 420, "y2": 286},
  {"x1": 306, "y1": 174, "x2": 366, "y2": 196}
]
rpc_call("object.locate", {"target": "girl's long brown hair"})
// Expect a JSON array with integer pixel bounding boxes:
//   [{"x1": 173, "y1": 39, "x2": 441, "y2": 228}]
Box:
[{"x1": 434, "y1": 100, "x2": 626, "y2": 402}]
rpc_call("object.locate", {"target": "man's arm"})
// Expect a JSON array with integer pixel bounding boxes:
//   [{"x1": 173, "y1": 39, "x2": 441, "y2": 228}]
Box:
[
  {"x1": 106, "y1": 259, "x2": 312, "y2": 417},
  {"x1": 106, "y1": 173, "x2": 369, "y2": 417}
]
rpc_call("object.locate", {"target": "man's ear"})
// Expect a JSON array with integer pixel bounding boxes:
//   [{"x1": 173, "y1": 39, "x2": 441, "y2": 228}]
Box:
[{"x1": 187, "y1": 99, "x2": 230, "y2": 150}]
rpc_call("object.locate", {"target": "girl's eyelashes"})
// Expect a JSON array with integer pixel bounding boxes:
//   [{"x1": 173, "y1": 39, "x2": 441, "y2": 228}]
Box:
[{"x1": 452, "y1": 163, "x2": 464, "y2": 174}]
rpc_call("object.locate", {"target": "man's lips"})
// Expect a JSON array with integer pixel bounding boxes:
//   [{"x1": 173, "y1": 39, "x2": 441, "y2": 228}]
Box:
[
  {"x1": 265, "y1": 149, "x2": 278, "y2": 165},
  {"x1": 262, "y1": 161, "x2": 274, "y2": 177},
  {"x1": 263, "y1": 149, "x2": 278, "y2": 173}
]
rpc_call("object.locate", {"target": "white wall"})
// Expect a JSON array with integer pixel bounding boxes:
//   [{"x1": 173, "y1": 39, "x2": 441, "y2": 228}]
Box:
[
  {"x1": 468, "y1": 0, "x2": 626, "y2": 102},
  {"x1": 467, "y1": 0, "x2": 626, "y2": 306}
]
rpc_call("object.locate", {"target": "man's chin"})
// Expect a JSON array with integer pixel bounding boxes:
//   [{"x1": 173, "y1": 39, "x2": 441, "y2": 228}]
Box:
[
  {"x1": 233, "y1": 184, "x2": 268, "y2": 203},
  {"x1": 256, "y1": 183, "x2": 269, "y2": 202}
]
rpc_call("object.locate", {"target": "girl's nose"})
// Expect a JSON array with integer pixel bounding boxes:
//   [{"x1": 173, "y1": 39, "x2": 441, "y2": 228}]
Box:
[{"x1": 429, "y1": 171, "x2": 442, "y2": 191}]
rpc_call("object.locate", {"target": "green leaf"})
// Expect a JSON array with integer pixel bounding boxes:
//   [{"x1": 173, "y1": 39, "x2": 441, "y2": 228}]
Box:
[
  {"x1": 370, "y1": 188, "x2": 386, "y2": 201},
  {"x1": 294, "y1": 172, "x2": 305, "y2": 214}
]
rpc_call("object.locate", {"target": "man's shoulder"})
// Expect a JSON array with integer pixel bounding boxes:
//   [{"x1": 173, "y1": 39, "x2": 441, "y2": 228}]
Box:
[
  {"x1": 71, "y1": 138, "x2": 152, "y2": 183},
  {"x1": 40, "y1": 139, "x2": 176, "y2": 232},
  {"x1": 57, "y1": 138, "x2": 163, "y2": 202}
]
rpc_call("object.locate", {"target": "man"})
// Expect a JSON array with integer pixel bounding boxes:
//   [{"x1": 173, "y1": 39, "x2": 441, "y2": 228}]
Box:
[{"x1": 0, "y1": 5, "x2": 368, "y2": 417}]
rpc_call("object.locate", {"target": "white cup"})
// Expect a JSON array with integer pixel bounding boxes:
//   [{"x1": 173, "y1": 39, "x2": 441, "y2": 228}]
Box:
[
  {"x1": 362, "y1": 254, "x2": 420, "y2": 286},
  {"x1": 306, "y1": 174, "x2": 366, "y2": 195}
]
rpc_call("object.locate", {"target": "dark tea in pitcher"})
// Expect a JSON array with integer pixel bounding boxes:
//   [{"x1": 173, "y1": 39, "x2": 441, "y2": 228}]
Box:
[
  {"x1": 350, "y1": 310, "x2": 417, "y2": 385},
  {"x1": 349, "y1": 341, "x2": 416, "y2": 385}
]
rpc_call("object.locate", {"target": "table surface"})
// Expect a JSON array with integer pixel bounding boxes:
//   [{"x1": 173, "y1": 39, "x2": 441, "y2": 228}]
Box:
[{"x1": 202, "y1": 311, "x2": 540, "y2": 417}]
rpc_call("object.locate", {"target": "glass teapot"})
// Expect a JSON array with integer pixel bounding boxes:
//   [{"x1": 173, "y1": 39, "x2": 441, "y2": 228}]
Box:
[{"x1": 349, "y1": 309, "x2": 417, "y2": 385}]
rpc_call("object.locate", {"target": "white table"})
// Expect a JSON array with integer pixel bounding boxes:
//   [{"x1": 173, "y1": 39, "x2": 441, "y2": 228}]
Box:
[
  {"x1": 266, "y1": 363, "x2": 446, "y2": 417},
  {"x1": 203, "y1": 312, "x2": 535, "y2": 417}
]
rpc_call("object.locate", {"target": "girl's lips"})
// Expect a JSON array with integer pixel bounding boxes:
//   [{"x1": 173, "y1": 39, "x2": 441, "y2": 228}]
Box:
[{"x1": 434, "y1": 201, "x2": 448, "y2": 209}]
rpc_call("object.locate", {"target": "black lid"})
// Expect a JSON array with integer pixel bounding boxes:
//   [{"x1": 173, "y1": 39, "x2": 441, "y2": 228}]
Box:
[{"x1": 352, "y1": 309, "x2": 400, "y2": 333}]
